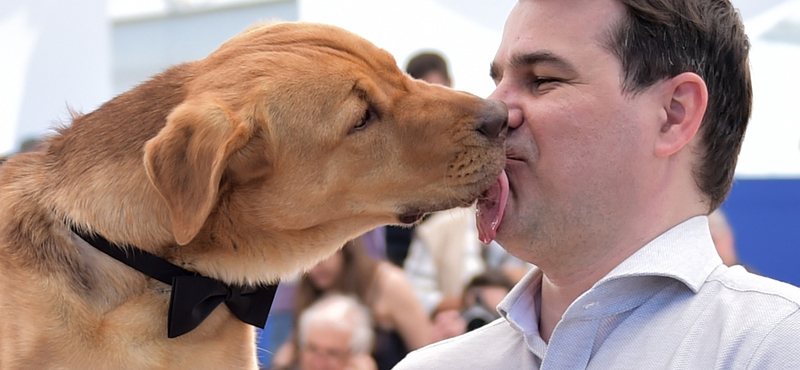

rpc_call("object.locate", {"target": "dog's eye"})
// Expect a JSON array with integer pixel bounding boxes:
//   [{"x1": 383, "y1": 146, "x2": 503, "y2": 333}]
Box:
[{"x1": 350, "y1": 108, "x2": 373, "y2": 134}]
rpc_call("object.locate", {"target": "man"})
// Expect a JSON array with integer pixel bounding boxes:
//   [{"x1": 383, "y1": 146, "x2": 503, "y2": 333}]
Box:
[{"x1": 394, "y1": 0, "x2": 800, "y2": 369}]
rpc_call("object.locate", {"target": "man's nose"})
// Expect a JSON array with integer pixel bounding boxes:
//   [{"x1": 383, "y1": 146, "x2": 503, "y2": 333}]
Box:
[{"x1": 488, "y1": 85, "x2": 523, "y2": 130}]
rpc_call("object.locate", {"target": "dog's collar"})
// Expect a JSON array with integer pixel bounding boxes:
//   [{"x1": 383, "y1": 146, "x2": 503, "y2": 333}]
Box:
[{"x1": 69, "y1": 224, "x2": 278, "y2": 338}]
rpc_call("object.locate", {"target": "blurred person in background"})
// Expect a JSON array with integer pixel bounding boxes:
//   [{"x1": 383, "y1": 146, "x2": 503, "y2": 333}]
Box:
[
  {"x1": 269, "y1": 293, "x2": 376, "y2": 370},
  {"x1": 405, "y1": 51, "x2": 452, "y2": 87},
  {"x1": 709, "y1": 208, "x2": 758, "y2": 273},
  {"x1": 270, "y1": 238, "x2": 437, "y2": 370},
  {"x1": 431, "y1": 268, "x2": 518, "y2": 340},
  {"x1": 460, "y1": 269, "x2": 515, "y2": 333},
  {"x1": 708, "y1": 208, "x2": 737, "y2": 266}
]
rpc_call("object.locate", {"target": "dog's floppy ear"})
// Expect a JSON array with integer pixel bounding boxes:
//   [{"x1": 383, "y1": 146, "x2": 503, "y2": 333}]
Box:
[{"x1": 144, "y1": 95, "x2": 253, "y2": 245}]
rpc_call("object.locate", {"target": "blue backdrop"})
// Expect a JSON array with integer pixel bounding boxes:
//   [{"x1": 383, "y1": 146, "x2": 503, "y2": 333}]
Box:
[{"x1": 721, "y1": 178, "x2": 800, "y2": 287}]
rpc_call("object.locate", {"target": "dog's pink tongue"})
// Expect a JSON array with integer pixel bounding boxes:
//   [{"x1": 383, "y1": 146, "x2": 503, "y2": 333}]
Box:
[{"x1": 476, "y1": 171, "x2": 509, "y2": 244}]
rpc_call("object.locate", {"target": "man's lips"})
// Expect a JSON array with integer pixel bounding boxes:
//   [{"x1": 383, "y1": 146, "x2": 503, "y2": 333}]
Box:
[{"x1": 505, "y1": 148, "x2": 527, "y2": 163}]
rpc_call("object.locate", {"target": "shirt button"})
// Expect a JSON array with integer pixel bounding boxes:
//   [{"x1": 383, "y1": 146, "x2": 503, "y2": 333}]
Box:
[{"x1": 583, "y1": 302, "x2": 597, "y2": 310}]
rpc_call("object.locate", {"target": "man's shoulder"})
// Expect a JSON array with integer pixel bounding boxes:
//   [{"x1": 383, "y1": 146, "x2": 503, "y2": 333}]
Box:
[
  {"x1": 697, "y1": 265, "x2": 800, "y2": 337},
  {"x1": 703, "y1": 268, "x2": 800, "y2": 366},
  {"x1": 707, "y1": 265, "x2": 800, "y2": 307}
]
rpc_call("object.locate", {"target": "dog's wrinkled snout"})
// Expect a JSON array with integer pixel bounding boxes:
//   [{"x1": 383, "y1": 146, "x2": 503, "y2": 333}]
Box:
[{"x1": 476, "y1": 100, "x2": 509, "y2": 139}]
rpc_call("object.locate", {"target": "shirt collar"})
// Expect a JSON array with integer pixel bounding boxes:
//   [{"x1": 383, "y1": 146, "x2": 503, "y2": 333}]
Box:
[
  {"x1": 497, "y1": 215, "x2": 722, "y2": 333},
  {"x1": 601, "y1": 215, "x2": 722, "y2": 293},
  {"x1": 498, "y1": 264, "x2": 543, "y2": 334}
]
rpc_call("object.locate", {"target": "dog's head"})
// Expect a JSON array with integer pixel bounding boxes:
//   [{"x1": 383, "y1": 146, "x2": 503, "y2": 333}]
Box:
[{"x1": 142, "y1": 22, "x2": 507, "y2": 280}]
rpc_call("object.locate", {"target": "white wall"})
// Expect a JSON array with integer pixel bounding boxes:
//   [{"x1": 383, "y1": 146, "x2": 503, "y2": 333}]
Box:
[
  {"x1": 2, "y1": 0, "x2": 798, "y2": 178},
  {"x1": 0, "y1": 0, "x2": 111, "y2": 155},
  {"x1": 734, "y1": 0, "x2": 800, "y2": 177},
  {"x1": 299, "y1": 0, "x2": 516, "y2": 99},
  {"x1": 113, "y1": 0, "x2": 298, "y2": 95}
]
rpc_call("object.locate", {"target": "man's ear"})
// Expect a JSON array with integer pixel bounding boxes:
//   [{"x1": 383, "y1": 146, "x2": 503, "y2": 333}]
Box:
[
  {"x1": 655, "y1": 72, "x2": 708, "y2": 157},
  {"x1": 144, "y1": 95, "x2": 254, "y2": 245}
]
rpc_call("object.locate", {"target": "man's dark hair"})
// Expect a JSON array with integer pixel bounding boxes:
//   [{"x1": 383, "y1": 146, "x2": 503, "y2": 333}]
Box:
[
  {"x1": 604, "y1": 0, "x2": 751, "y2": 211},
  {"x1": 405, "y1": 52, "x2": 452, "y2": 83}
]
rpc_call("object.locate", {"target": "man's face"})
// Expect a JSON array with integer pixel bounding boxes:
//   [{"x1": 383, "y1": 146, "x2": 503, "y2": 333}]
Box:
[
  {"x1": 299, "y1": 323, "x2": 353, "y2": 370},
  {"x1": 488, "y1": 0, "x2": 662, "y2": 266}
]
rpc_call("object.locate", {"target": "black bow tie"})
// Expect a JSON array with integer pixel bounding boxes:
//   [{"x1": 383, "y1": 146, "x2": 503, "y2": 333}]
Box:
[{"x1": 71, "y1": 225, "x2": 278, "y2": 338}]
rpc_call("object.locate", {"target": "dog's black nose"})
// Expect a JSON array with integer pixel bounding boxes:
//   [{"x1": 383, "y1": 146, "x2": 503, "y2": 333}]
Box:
[{"x1": 477, "y1": 100, "x2": 508, "y2": 139}]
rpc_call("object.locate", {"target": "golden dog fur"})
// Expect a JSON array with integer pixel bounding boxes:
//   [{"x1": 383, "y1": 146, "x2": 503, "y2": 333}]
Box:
[{"x1": 0, "y1": 22, "x2": 507, "y2": 369}]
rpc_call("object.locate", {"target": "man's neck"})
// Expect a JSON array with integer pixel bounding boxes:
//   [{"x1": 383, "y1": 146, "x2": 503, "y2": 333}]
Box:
[
  {"x1": 536, "y1": 214, "x2": 708, "y2": 342},
  {"x1": 538, "y1": 266, "x2": 604, "y2": 342},
  {"x1": 536, "y1": 235, "x2": 646, "y2": 343}
]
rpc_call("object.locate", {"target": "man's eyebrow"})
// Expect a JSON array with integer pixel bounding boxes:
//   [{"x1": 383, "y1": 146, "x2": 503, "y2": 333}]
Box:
[{"x1": 490, "y1": 51, "x2": 578, "y2": 80}]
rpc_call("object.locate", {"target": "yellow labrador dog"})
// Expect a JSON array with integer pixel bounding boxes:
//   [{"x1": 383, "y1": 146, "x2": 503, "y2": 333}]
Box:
[{"x1": 0, "y1": 22, "x2": 507, "y2": 369}]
